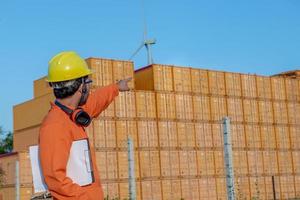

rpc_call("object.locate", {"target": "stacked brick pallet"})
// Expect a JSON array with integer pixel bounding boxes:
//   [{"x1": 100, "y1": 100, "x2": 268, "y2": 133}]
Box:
[
  {"x1": 1, "y1": 58, "x2": 300, "y2": 199},
  {"x1": 0, "y1": 152, "x2": 34, "y2": 200},
  {"x1": 134, "y1": 64, "x2": 300, "y2": 200},
  {"x1": 85, "y1": 59, "x2": 138, "y2": 199}
]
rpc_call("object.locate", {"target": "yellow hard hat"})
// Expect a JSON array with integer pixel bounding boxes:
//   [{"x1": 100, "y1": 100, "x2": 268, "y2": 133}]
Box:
[{"x1": 47, "y1": 51, "x2": 92, "y2": 82}]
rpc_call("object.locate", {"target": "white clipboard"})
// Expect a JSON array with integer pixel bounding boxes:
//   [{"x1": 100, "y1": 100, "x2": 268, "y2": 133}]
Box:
[{"x1": 29, "y1": 139, "x2": 94, "y2": 193}]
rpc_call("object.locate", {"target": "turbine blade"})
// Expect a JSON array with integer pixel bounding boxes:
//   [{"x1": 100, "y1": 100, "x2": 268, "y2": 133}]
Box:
[{"x1": 129, "y1": 43, "x2": 145, "y2": 60}]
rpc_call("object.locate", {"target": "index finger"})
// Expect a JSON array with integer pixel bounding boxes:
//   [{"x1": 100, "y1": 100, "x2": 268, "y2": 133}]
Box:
[{"x1": 124, "y1": 77, "x2": 133, "y2": 82}]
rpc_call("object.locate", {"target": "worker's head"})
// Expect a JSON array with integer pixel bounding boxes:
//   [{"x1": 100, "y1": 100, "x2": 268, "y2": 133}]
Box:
[{"x1": 47, "y1": 51, "x2": 92, "y2": 105}]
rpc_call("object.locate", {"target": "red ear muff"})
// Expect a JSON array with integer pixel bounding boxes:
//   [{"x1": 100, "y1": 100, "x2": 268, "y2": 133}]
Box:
[{"x1": 55, "y1": 100, "x2": 91, "y2": 127}]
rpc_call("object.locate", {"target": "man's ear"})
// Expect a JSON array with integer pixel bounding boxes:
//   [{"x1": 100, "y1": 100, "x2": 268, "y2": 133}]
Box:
[{"x1": 77, "y1": 83, "x2": 84, "y2": 94}]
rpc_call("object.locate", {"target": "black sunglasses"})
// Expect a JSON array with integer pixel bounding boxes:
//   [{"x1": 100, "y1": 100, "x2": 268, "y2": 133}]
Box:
[{"x1": 83, "y1": 79, "x2": 93, "y2": 84}]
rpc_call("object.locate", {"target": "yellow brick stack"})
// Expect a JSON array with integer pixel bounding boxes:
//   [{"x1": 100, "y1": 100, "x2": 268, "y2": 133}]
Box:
[{"x1": 133, "y1": 64, "x2": 300, "y2": 199}]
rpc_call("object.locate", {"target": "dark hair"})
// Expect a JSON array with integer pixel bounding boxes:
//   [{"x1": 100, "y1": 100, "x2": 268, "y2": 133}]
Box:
[{"x1": 51, "y1": 77, "x2": 87, "y2": 99}]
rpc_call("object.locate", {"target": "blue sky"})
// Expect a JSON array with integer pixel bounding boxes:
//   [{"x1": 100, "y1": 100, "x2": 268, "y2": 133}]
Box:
[{"x1": 0, "y1": 0, "x2": 300, "y2": 132}]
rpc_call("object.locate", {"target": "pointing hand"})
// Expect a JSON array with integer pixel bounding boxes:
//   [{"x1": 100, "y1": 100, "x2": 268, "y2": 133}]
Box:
[{"x1": 117, "y1": 77, "x2": 132, "y2": 91}]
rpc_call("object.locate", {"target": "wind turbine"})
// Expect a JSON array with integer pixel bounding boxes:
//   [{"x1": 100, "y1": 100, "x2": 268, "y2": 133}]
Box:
[{"x1": 129, "y1": 0, "x2": 156, "y2": 65}]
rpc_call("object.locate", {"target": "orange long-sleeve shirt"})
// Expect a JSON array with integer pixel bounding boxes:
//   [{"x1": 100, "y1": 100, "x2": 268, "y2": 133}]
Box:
[{"x1": 39, "y1": 84, "x2": 119, "y2": 200}]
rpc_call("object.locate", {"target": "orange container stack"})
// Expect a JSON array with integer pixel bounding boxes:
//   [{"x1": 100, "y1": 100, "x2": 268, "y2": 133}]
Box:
[
  {"x1": 2, "y1": 59, "x2": 299, "y2": 199},
  {"x1": 134, "y1": 64, "x2": 300, "y2": 199}
]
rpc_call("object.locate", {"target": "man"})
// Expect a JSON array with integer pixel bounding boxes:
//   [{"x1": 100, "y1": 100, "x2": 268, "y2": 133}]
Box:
[{"x1": 39, "y1": 51, "x2": 131, "y2": 200}]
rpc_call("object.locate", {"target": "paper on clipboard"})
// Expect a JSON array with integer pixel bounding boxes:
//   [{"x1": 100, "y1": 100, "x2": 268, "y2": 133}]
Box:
[
  {"x1": 29, "y1": 145, "x2": 48, "y2": 193},
  {"x1": 29, "y1": 139, "x2": 94, "y2": 193},
  {"x1": 66, "y1": 139, "x2": 94, "y2": 186}
]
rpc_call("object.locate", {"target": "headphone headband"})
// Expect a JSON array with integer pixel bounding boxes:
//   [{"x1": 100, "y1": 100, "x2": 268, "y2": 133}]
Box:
[{"x1": 55, "y1": 100, "x2": 73, "y2": 115}]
